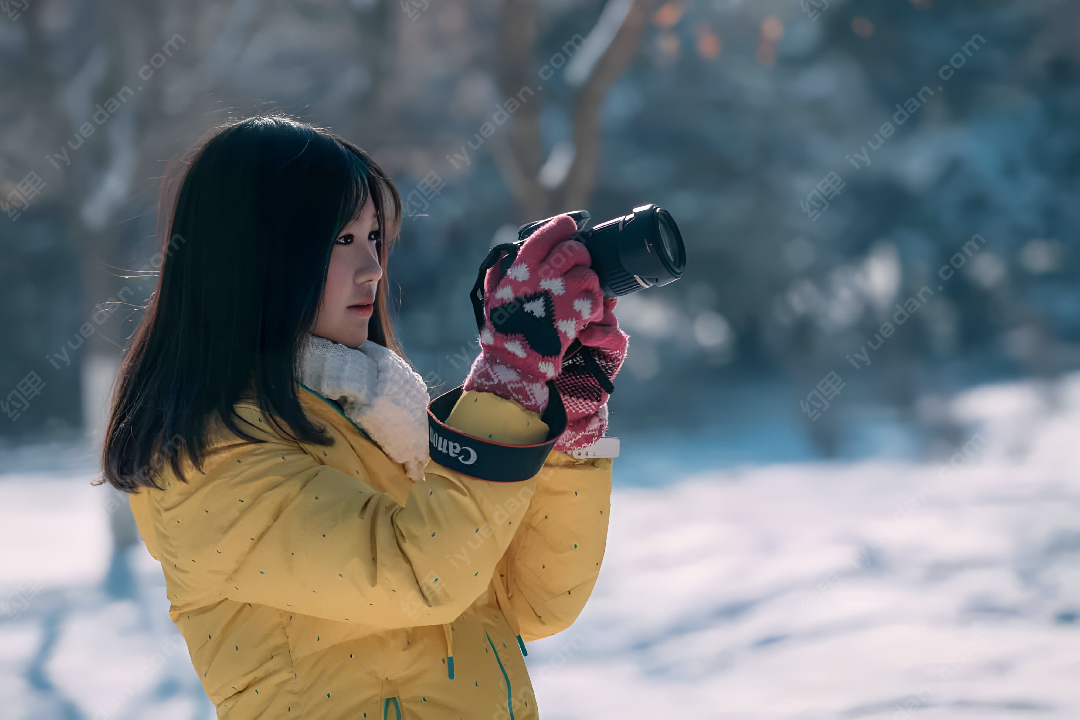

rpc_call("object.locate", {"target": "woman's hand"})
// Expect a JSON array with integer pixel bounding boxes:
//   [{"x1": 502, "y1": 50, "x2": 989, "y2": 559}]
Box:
[{"x1": 463, "y1": 214, "x2": 604, "y2": 415}]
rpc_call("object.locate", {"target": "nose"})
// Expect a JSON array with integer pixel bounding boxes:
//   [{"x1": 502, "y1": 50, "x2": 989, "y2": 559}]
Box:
[{"x1": 356, "y1": 239, "x2": 383, "y2": 287}]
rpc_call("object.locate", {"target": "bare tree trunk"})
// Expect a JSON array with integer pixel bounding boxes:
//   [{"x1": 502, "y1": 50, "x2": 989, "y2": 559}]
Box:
[
  {"x1": 496, "y1": 0, "x2": 546, "y2": 217},
  {"x1": 493, "y1": 0, "x2": 662, "y2": 221},
  {"x1": 559, "y1": 0, "x2": 657, "y2": 211}
]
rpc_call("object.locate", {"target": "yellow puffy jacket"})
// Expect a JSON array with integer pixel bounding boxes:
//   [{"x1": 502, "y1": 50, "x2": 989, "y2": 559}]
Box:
[{"x1": 128, "y1": 384, "x2": 612, "y2": 720}]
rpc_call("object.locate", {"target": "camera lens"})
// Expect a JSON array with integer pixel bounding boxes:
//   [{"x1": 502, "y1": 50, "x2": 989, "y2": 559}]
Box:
[
  {"x1": 655, "y1": 209, "x2": 686, "y2": 276},
  {"x1": 577, "y1": 204, "x2": 686, "y2": 297}
]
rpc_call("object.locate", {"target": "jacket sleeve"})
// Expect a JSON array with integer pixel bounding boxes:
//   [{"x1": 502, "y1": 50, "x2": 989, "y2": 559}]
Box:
[
  {"x1": 501, "y1": 451, "x2": 612, "y2": 641},
  {"x1": 445, "y1": 391, "x2": 613, "y2": 641},
  {"x1": 149, "y1": 402, "x2": 540, "y2": 628}
]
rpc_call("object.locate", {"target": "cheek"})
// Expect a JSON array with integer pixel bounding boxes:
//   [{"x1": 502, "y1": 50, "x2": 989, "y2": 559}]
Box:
[{"x1": 321, "y1": 254, "x2": 349, "y2": 307}]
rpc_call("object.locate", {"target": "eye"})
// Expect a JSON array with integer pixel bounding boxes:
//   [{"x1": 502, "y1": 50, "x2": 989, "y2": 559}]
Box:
[
  {"x1": 335, "y1": 233, "x2": 354, "y2": 245},
  {"x1": 369, "y1": 229, "x2": 381, "y2": 244}
]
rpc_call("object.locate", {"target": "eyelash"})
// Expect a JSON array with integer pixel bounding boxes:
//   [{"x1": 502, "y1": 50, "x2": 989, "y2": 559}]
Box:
[{"x1": 336, "y1": 231, "x2": 381, "y2": 246}]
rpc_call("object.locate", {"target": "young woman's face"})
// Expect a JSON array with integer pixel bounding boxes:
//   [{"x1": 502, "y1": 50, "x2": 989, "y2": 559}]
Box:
[{"x1": 311, "y1": 196, "x2": 383, "y2": 348}]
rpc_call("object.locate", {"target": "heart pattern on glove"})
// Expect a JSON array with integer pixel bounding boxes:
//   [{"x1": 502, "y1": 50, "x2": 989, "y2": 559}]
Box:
[{"x1": 489, "y1": 291, "x2": 561, "y2": 358}]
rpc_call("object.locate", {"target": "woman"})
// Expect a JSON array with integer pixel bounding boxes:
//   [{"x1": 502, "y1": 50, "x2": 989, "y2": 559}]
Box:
[{"x1": 99, "y1": 115, "x2": 629, "y2": 719}]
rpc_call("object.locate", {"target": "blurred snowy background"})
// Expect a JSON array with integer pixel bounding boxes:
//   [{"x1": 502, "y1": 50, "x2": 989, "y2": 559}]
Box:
[
  {"x1": 2, "y1": 0, "x2": 1079, "y2": 717},
  {"x1": 4, "y1": 373, "x2": 1079, "y2": 718}
]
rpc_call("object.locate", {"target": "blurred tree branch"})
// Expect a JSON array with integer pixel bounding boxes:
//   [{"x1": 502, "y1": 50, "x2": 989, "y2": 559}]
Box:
[{"x1": 493, "y1": 0, "x2": 661, "y2": 221}]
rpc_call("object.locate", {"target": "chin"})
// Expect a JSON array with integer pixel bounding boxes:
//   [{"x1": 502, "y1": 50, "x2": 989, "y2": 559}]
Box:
[
  {"x1": 343, "y1": 324, "x2": 369, "y2": 348},
  {"x1": 342, "y1": 332, "x2": 368, "y2": 348},
  {"x1": 312, "y1": 327, "x2": 366, "y2": 349}
]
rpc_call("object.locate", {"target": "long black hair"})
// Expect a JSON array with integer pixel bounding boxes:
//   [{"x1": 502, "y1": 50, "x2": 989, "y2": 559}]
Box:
[{"x1": 99, "y1": 115, "x2": 403, "y2": 492}]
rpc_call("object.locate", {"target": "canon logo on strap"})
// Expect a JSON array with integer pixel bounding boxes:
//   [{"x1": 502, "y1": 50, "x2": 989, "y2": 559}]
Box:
[
  {"x1": 429, "y1": 427, "x2": 477, "y2": 465},
  {"x1": 427, "y1": 384, "x2": 565, "y2": 482}
]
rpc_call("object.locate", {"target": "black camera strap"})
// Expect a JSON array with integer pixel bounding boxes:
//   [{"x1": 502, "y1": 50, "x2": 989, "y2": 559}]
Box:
[
  {"x1": 427, "y1": 381, "x2": 568, "y2": 482},
  {"x1": 470, "y1": 242, "x2": 521, "y2": 334}
]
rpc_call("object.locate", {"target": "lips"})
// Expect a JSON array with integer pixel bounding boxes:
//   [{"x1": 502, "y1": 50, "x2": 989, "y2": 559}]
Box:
[{"x1": 347, "y1": 302, "x2": 374, "y2": 317}]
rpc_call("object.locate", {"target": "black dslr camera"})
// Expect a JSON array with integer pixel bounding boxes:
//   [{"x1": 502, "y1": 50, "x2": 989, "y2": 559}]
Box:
[{"x1": 470, "y1": 204, "x2": 686, "y2": 362}]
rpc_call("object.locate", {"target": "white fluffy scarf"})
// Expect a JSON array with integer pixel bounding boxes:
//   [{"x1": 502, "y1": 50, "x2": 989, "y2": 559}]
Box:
[{"x1": 298, "y1": 334, "x2": 430, "y2": 483}]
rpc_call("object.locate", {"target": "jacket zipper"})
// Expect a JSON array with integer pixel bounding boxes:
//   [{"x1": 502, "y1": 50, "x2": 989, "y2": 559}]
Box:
[{"x1": 485, "y1": 630, "x2": 515, "y2": 720}]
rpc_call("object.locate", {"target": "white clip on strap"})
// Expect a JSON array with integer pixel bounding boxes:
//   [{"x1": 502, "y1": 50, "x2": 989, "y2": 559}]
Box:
[{"x1": 567, "y1": 436, "x2": 620, "y2": 459}]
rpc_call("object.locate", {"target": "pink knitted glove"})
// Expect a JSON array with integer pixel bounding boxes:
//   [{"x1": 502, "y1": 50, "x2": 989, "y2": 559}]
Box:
[
  {"x1": 463, "y1": 214, "x2": 604, "y2": 415},
  {"x1": 553, "y1": 297, "x2": 629, "y2": 452}
]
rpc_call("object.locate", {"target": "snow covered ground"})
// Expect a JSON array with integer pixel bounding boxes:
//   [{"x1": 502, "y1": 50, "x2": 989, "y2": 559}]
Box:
[{"x1": 2, "y1": 374, "x2": 1079, "y2": 719}]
